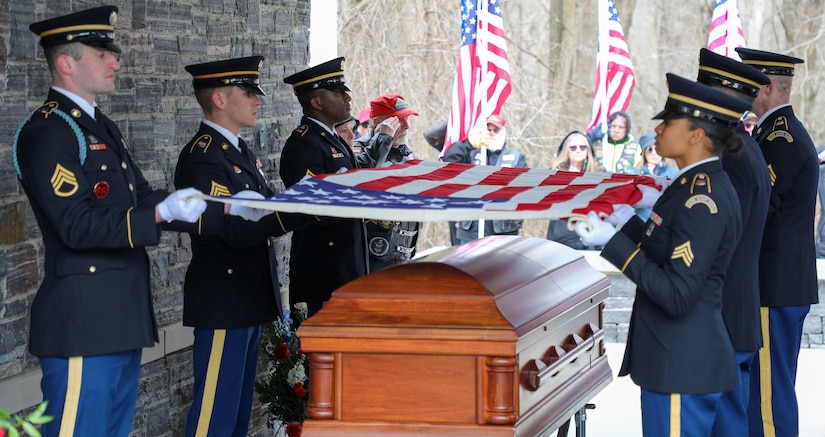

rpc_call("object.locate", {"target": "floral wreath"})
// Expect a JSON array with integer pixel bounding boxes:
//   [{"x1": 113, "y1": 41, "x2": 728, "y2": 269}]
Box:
[{"x1": 256, "y1": 305, "x2": 308, "y2": 437}]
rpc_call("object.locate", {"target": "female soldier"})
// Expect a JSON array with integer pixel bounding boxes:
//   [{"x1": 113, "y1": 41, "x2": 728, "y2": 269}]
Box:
[{"x1": 577, "y1": 73, "x2": 751, "y2": 435}]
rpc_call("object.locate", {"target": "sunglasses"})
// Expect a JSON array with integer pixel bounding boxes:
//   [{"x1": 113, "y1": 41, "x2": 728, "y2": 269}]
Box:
[{"x1": 568, "y1": 145, "x2": 588, "y2": 151}]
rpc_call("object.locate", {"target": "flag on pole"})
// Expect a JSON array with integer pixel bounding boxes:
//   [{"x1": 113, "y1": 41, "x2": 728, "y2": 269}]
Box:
[
  {"x1": 442, "y1": 0, "x2": 511, "y2": 155},
  {"x1": 203, "y1": 160, "x2": 660, "y2": 222},
  {"x1": 707, "y1": 0, "x2": 746, "y2": 60},
  {"x1": 586, "y1": 0, "x2": 635, "y2": 132}
]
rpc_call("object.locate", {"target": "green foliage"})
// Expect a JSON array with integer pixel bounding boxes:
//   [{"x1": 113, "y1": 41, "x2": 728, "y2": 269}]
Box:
[
  {"x1": 0, "y1": 402, "x2": 53, "y2": 437},
  {"x1": 256, "y1": 306, "x2": 309, "y2": 436}
]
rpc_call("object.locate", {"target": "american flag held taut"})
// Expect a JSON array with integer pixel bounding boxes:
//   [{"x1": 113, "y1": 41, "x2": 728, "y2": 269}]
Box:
[{"x1": 203, "y1": 160, "x2": 661, "y2": 223}]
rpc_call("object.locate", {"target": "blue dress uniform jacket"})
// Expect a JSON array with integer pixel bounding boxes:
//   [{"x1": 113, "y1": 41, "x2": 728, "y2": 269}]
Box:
[
  {"x1": 279, "y1": 117, "x2": 368, "y2": 303},
  {"x1": 174, "y1": 123, "x2": 316, "y2": 328},
  {"x1": 721, "y1": 130, "x2": 771, "y2": 351},
  {"x1": 754, "y1": 106, "x2": 819, "y2": 307},
  {"x1": 15, "y1": 89, "x2": 164, "y2": 358},
  {"x1": 601, "y1": 160, "x2": 742, "y2": 394}
]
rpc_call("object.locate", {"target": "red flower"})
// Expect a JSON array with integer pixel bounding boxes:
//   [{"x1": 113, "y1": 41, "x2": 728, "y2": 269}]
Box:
[
  {"x1": 286, "y1": 423, "x2": 302, "y2": 437},
  {"x1": 274, "y1": 343, "x2": 291, "y2": 361},
  {"x1": 293, "y1": 381, "x2": 306, "y2": 398}
]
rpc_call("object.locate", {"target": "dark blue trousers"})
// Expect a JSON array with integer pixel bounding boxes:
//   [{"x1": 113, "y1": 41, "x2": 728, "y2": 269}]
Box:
[
  {"x1": 712, "y1": 350, "x2": 755, "y2": 436},
  {"x1": 40, "y1": 349, "x2": 142, "y2": 437},
  {"x1": 748, "y1": 305, "x2": 809, "y2": 437},
  {"x1": 641, "y1": 388, "x2": 722, "y2": 436},
  {"x1": 186, "y1": 326, "x2": 261, "y2": 437}
]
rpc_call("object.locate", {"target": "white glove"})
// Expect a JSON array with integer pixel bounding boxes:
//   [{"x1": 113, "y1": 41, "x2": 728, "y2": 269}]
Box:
[
  {"x1": 606, "y1": 204, "x2": 636, "y2": 229},
  {"x1": 574, "y1": 211, "x2": 618, "y2": 247},
  {"x1": 634, "y1": 184, "x2": 664, "y2": 209},
  {"x1": 228, "y1": 190, "x2": 272, "y2": 222},
  {"x1": 374, "y1": 116, "x2": 401, "y2": 138},
  {"x1": 335, "y1": 167, "x2": 349, "y2": 174},
  {"x1": 158, "y1": 188, "x2": 207, "y2": 223}
]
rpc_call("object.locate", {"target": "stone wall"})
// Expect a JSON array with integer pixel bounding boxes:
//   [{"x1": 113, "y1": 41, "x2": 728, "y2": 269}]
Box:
[{"x1": 0, "y1": 1, "x2": 311, "y2": 435}]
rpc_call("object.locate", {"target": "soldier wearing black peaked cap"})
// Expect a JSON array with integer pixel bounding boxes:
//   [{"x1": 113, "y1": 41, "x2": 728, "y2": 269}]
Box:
[
  {"x1": 279, "y1": 57, "x2": 368, "y2": 318},
  {"x1": 16, "y1": 6, "x2": 208, "y2": 436},
  {"x1": 577, "y1": 73, "x2": 750, "y2": 436},
  {"x1": 735, "y1": 47, "x2": 818, "y2": 437},
  {"x1": 175, "y1": 55, "x2": 321, "y2": 436},
  {"x1": 695, "y1": 48, "x2": 773, "y2": 437}
]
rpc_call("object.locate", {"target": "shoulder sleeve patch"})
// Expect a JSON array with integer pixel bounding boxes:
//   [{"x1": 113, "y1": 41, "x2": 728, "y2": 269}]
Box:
[
  {"x1": 189, "y1": 134, "x2": 212, "y2": 154},
  {"x1": 684, "y1": 194, "x2": 718, "y2": 214},
  {"x1": 766, "y1": 131, "x2": 793, "y2": 143},
  {"x1": 210, "y1": 181, "x2": 231, "y2": 197}
]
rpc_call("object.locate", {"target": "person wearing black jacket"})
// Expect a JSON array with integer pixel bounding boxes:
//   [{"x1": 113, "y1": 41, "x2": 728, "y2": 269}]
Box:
[
  {"x1": 577, "y1": 74, "x2": 750, "y2": 436},
  {"x1": 175, "y1": 56, "x2": 321, "y2": 436},
  {"x1": 17, "y1": 7, "x2": 208, "y2": 436},
  {"x1": 695, "y1": 48, "x2": 772, "y2": 436},
  {"x1": 737, "y1": 47, "x2": 819, "y2": 437},
  {"x1": 280, "y1": 58, "x2": 368, "y2": 317},
  {"x1": 354, "y1": 94, "x2": 420, "y2": 271}
]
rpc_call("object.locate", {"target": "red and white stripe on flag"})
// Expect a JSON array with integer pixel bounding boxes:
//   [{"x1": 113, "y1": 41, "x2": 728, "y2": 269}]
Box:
[
  {"x1": 442, "y1": 0, "x2": 511, "y2": 155},
  {"x1": 707, "y1": 0, "x2": 746, "y2": 60},
  {"x1": 586, "y1": 0, "x2": 635, "y2": 132},
  {"x1": 206, "y1": 160, "x2": 662, "y2": 223}
]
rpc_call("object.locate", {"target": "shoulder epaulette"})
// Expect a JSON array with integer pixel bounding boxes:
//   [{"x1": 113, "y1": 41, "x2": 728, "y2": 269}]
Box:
[
  {"x1": 295, "y1": 125, "x2": 309, "y2": 137},
  {"x1": 685, "y1": 173, "x2": 718, "y2": 214},
  {"x1": 12, "y1": 102, "x2": 86, "y2": 179},
  {"x1": 689, "y1": 173, "x2": 712, "y2": 194},
  {"x1": 188, "y1": 134, "x2": 213, "y2": 154}
]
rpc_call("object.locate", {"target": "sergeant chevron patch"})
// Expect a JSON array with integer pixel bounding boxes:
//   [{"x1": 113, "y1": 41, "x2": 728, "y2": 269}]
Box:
[
  {"x1": 51, "y1": 163, "x2": 79, "y2": 197},
  {"x1": 767, "y1": 164, "x2": 776, "y2": 186},
  {"x1": 671, "y1": 241, "x2": 694, "y2": 268},
  {"x1": 210, "y1": 181, "x2": 231, "y2": 197}
]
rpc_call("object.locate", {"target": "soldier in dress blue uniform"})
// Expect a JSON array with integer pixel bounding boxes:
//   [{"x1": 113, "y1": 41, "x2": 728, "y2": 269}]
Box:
[
  {"x1": 736, "y1": 47, "x2": 819, "y2": 437},
  {"x1": 14, "y1": 7, "x2": 208, "y2": 436},
  {"x1": 695, "y1": 48, "x2": 772, "y2": 437},
  {"x1": 576, "y1": 74, "x2": 751, "y2": 436},
  {"x1": 355, "y1": 94, "x2": 421, "y2": 271},
  {"x1": 174, "y1": 56, "x2": 319, "y2": 436},
  {"x1": 280, "y1": 58, "x2": 368, "y2": 317}
]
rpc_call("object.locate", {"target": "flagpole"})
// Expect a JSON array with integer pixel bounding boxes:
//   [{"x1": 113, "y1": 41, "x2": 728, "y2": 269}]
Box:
[{"x1": 598, "y1": 0, "x2": 609, "y2": 147}]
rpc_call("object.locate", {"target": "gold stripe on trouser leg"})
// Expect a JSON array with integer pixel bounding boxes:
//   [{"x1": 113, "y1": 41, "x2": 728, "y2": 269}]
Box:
[
  {"x1": 59, "y1": 356, "x2": 83, "y2": 437},
  {"x1": 759, "y1": 307, "x2": 776, "y2": 437},
  {"x1": 669, "y1": 393, "x2": 681, "y2": 437},
  {"x1": 196, "y1": 329, "x2": 226, "y2": 437}
]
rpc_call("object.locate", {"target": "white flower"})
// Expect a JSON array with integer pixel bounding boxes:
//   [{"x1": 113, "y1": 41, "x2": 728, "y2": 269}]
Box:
[{"x1": 287, "y1": 362, "x2": 307, "y2": 386}]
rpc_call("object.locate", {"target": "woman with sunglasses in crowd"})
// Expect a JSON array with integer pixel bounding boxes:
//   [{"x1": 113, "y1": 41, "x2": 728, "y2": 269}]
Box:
[{"x1": 546, "y1": 131, "x2": 598, "y2": 249}]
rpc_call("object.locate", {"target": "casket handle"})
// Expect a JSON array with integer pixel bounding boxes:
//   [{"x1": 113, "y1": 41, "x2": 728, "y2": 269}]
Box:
[{"x1": 524, "y1": 326, "x2": 604, "y2": 391}]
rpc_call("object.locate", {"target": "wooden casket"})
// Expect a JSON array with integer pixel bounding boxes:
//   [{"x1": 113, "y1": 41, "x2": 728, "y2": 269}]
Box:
[{"x1": 297, "y1": 236, "x2": 612, "y2": 436}]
